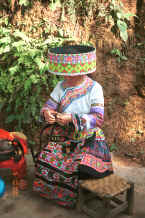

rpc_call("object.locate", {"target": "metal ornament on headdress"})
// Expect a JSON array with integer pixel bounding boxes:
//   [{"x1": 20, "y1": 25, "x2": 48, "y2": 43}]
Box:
[{"x1": 48, "y1": 45, "x2": 96, "y2": 76}]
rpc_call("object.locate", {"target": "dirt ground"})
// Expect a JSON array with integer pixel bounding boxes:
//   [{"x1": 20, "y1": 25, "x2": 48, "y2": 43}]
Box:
[{"x1": 1, "y1": 153, "x2": 145, "y2": 218}]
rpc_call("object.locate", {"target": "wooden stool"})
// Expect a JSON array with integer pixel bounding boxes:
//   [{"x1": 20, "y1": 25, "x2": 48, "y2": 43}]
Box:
[{"x1": 77, "y1": 174, "x2": 134, "y2": 218}]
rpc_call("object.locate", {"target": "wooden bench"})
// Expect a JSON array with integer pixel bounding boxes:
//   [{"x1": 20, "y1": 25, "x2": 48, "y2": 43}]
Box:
[{"x1": 77, "y1": 174, "x2": 134, "y2": 218}]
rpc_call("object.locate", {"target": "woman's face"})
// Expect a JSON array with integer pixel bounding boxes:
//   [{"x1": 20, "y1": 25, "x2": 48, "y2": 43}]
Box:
[
  {"x1": 63, "y1": 76, "x2": 77, "y2": 84},
  {"x1": 63, "y1": 75, "x2": 85, "y2": 82},
  {"x1": 63, "y1": 76, "x2": 71, "y2": 81}
]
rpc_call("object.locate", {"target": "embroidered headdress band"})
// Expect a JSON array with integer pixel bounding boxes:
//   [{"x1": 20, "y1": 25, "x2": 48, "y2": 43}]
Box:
[{"x1": 48, "y1": 45, "x2": 96, "y2": 76}]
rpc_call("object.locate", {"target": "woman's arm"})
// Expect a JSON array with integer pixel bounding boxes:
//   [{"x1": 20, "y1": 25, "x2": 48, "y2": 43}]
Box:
[
  {"x1": 40, "y1": 98, "x2": 58, "y2": 123},
  {"x1": 40, "y1": 81, "x2": 62, "y2": 123},
  {"x1": 71, "y1": 104, "x2": 104, "y2": 132},
  {"x1": 40, "y1": 98, "x2": 58, "y2": 115}
]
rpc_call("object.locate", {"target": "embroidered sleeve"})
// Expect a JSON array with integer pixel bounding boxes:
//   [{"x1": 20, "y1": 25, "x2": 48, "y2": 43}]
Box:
[
  {"x1": 40, "y1": 81, "x2": 62, "y2": 121},
  {"x1": 50, "y1": 81, "x2": 62, "y2": 103},
  {"x1": 40, "y1": 97, "x2": 59, "y2": 122},
  {"x1": 41, "y1": 97, "x2": 58, "y2": 113},
  {"x1": 71, "y1": 83, "x2": 104, "y2": 131}
]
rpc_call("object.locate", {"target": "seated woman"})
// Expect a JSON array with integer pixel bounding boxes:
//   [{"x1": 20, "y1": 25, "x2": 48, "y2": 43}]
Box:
[{"x1": 33, "y1": 45, "x2": 113, "y2": 208}]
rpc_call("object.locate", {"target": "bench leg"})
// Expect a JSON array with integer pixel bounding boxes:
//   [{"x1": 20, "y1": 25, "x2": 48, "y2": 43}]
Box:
[
  {"x1": 126, "y1": 182, "x2": 134, "y2": 215},
  {"x1": 103, "y1": 197, "x2": 112, "y2": 218},
  {"x1": 77, "y1": 187, "x2": 84, "y2": 212}
]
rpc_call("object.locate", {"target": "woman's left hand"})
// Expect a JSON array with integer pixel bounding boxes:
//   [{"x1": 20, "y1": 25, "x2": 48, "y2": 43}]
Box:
[{"x1": 56, "y1": 113, "x2": 72, "y2": 126}]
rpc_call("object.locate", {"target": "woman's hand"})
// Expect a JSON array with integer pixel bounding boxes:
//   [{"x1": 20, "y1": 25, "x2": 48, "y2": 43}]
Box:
[
  {"x1": 43, "y1": 109, "x2": 57, "y2": 124},
  {"x1": 56, "y1": 113, "x2": 72, "y2": 126}
]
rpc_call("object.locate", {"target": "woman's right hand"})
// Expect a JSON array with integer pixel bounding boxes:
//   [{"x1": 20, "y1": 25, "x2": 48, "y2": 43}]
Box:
[{"x1": 43, "y1": 110, "x2": 57, "y2": 124}]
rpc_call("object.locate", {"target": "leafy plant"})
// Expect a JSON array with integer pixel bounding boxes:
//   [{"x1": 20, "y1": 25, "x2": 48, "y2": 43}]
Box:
[
  {"x1": 110, "y1": 48, "x2": 128, "y2": 62},
  {"x1": 109, "y1": 0, "x2": 136, "y2": 42},
  {"x1": 49, "y1": 0, "x2": 61, "y2": 11},
  {"x1": 62, "y1": 0, "x2": 77, "y2": 24},
  {"x1": 136, "y1": 42, "x2": 145, "y2": 48},
  {"x1": 8, "y1": 0, "x2": 30, "y2": 11},
  {"x1": 19, "y1": 0, "x2": 29, "y2": 6},
  {"x1": 110, "y1": 143, "x2": 118, "y2": 152},
  {"x1": 97, "y1": 0, "x2": 135, "y2": 42},
  {"x1": 0, "y1": 18, "x2": 63, "y2": 130}
]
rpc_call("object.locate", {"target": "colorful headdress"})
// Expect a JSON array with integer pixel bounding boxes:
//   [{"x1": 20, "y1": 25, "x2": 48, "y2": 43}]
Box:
[{"x1": 48, "y1": 45, "x2": 96, "y2": 76}]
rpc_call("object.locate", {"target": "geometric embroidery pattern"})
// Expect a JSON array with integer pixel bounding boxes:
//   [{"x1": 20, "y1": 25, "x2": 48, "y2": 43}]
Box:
[
  {"x1": 48, "y1": 61, "x2": 96, "y2": 75},
  {"x1": 59, "y1": 77, "x2": 94, "y2": 112},
  {"x1": 48, "y1": 47, "x2": 96, "y2": 76}
]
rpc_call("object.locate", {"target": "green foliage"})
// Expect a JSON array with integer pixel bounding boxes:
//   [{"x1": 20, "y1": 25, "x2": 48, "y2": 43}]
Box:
[
  {"x1": 0, "y1": 18, "x2": 64, "y2": 130},
  {"x1": 109, "y1": 0, "x2": 136, "y2": 42},
  {"x1": 19, "y1": 0, "x2": 30, "y2": 6},
  {"x1": 49, "y1": 0, "x2": 61, "y2": 11},
  {"x1": 7, "y1": 0, "x2": 135, "y2": 43},
  {"x1": 136, "y1": 42, "x2": 145, "y2": 49},
  {"x1": 7, "y1": 0, "x2": 43, "y2": 8},
  {"x1": 110, "y1": 48, "x2": 128, "y2": 62},
  {"x1": 8, "y1": 0, "x2": 30, "y2": 10},
  {"x1": 60, "y1": 0, "x2": 135, "y2": 42},
  {"x1": 63, "y1": 0, "x2": 77, "y2": 24},
  {"x1": 110, "y1": 143, "x2": 118, "y2": 152},
  {"x1": 97, "y1": 0, "x2": 135, "y2": 42}
]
